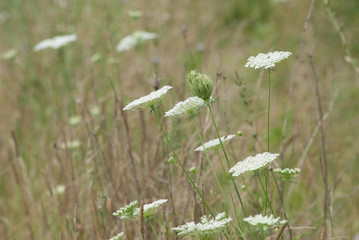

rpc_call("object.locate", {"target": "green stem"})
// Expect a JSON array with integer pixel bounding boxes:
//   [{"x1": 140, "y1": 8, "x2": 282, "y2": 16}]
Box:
[
  {"x1": 194, "y1": 119, "x2": 245, "y2": 238},
  {"x1": 152, "y1": 108, "x2": 214, "y2": 217},
  {"x1": 207, "y1": 104, "x2": 247, "y2": 217},
  {"x1": 257, "y1": 174, "x2": 275, "y2": 215},
  {"x1": 283, "y1": 182, "x2": 288, "y2": 219},
  {"x1": 134, "y1": 221, "x2": 144, "y2": 240},
  {"x1": 268, "y1": 68, "x2": 271, "y2": 152},
  {"x1": 149, "y1": 221, "x2": 160, "y2": 240}
]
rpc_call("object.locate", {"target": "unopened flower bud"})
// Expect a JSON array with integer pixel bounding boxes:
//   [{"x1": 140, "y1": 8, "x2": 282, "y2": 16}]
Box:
[
  {"x1": 189, "y1": 167, "x2": 197, "y2": 174},
  {"x1": 168, "y1": 156, "x2": 176, "y2": 164},
  {"x1": 187, "y1": 70, "x2": 213, "y2": 101}
]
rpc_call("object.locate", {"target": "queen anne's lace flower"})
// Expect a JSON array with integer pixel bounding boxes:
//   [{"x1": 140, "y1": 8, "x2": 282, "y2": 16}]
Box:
[
  {"x1": 244, "y1": 214, "x2": 282, "y2": 230},
  {"x1": 245, "y1": 51, "x2": 291, "y2": 69},
  {"x1": 109, "y1": 232, "x2": 124, "y2": 240},
  {"x1": 34, "y1": 34, "x2": 77, "y2": 51},
  {"x1": 194, "y1": 135, "x2": 236, "y2": 152},
  {"x1": 173, "y1": 212, "x2": 232, "y2": 239},
  {"x1": 113, "y1": 199, "x2": 168, "y2": 221},
  {"x1": 59, "y1": 140, "x2": 81, "y2": 149},
  {"x1": 229, "y1": 152, "x2": 279, "y2": 176},
  {"x1": 116, "y1": 31, "x2": 157, "y2": 52},
  {"x1": 165, "y1": 97, "x2": 205, "y2": 118},
  {"x1": 123, "y1": 86, "x2": 172, "y2": 111}
]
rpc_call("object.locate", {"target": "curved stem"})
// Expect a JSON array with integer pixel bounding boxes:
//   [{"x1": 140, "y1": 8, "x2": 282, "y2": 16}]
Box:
[{"x1": 152, "y1": 108, "x2": 214, "y2": 217}]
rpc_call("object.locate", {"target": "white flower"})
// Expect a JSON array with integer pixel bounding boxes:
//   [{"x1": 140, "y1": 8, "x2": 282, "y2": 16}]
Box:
[
  {"x1": 229, "y1": 152, "x2": 279, "y2": 176},
  {"x1": 244, "y1": 214, "x2": 281, "y2": 230},
  {"x1": 128, "y1": 10, "x2": 143, "y2": 19},
  {"x1": 109, "y1": 232, "x2": 124, "y2": 240},
  {"x1": 116, "y1": 31, "x2": 157, "y2": 52},
  {"x1": 245, "y1": 51, "x2": 291, "y2": 69},
  {"x1": 33, "y1": 34, "x2": 77, "y2": 51},
  {"x1": 173, "y1": 212, "x2": 232, "y2": 239},
  {"x1": 59, "y1": 140, "x2": 81, "y2": 149},
  {"x1": 194, "y1": 135, "x2": 236, "y2": 152},
  {"x1": 165, "y1": 97, "x2": 205, "y2": 118},
  {"x1": 273, "y1": 168, "x2": 301, "y2": 176},
  {"x1": 68, "y1": 116, "x2": 81, "y2": 126},
  {"x1": 123, "y1": 85, "x2": 172, "y2": 111},
  {"x1": 113, "y1": 199, "x2": 168, "y2": 221}
]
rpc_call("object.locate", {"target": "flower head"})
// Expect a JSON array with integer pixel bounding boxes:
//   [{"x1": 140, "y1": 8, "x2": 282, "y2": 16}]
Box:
[
  {"x1": 245, "y1": 51, "x2": 291, "y2": 69},
  {"x1": 173, "y1": 212, "x2": 232, "y2": 239},
  {"x1": 195, "y1": 135, "x2": 236, "y2": 152},
  {"x1": 34, "y1": 34, "x2": 77, "y2": 51},
  {"x1": 273, "y1": 168, "x2": 301, "y2": 182},
  {"x1": 229, "y1": 152, "x2": 279, "y2": 177},
  {"x1": 116, "y1": 31, "x2": 157, "y2": 52},
  {"x1": 109, "y1": 232, "x2": 124, "y2": 240},
  {"x1": 187, "y1": 70, "x2": 213, "y2": 101},
  {"x1": 113, "y1": 200, "x2": 139, "y2": 220},
  {"x1": 165, "y1": 97, "x2": 205, "y2": 118},
  {"x1": 113, "y1": 199, "x2": 168, "y2": 221},
  {"x1": 123, "y1": 85, "x2": 172, "y2": 111},
  {"x1": 59, "y1": 140, "x2": 81, "y2": 149},
  {"x1": 244, "y1": 214, "x2": 282, "y2": 230}
]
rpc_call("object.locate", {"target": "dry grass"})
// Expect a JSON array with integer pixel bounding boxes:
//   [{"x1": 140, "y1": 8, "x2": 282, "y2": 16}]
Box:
[{"x1": 0, "y1": 0, "x2": 358, "y2": 239}]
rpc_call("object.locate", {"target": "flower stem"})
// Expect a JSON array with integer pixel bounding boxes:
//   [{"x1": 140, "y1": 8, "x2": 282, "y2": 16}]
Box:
[
  {"x1": 152, "y1": 108, "x2": 214, "y2": 217},
  {"x1": 134, "y1": 221, "x2": 144, "y2": 240},
  {"x1": 207, "y1": 104, "x2": 247, "y2": 218},
  {"x1": 257, "y1": 173, "x2": 275, "y2": 215},
  {"x1": 194, "y1": 119, "x2": 245, "y2": 238},
  {"x1": 149, "y1": 220, "x2": 160, "y2": 240}
]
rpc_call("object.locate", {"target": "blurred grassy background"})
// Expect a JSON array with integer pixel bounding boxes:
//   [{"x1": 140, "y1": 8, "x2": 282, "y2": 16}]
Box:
[{"x1": 1, "y1": 0, "x2": 358, "y2": 239}]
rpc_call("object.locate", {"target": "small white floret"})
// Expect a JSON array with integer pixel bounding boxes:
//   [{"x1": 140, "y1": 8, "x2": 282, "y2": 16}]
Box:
[
  {"x1": 194, "y1": 135, "x2": 236, "y2": 152},
  {"x1": 229, "y1": 152, "x2": 279, "y2": 176},
  {"x1": 109, "y1": 232, "x2": 124, "y2": 240},
  {"x1": 34, "y1": 34, "x2": 77, "y2": 51},
  {"x1": 245, "y1": 51, "x2": 291, "y2": 69},
  {"x1": 123, "y1": 86, "x2": 172, "y2": 111}
]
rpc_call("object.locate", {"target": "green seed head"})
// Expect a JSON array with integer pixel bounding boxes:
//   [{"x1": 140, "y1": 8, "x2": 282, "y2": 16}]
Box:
[
  {"x1": 187, "y1": 70, "x2": 213, "y2": 101},
  {"x1": 168, "y1": 156, "x2": 176, "y2": 164},
  {"x1": 189, "y1": 167, "x2": 197, "y2": 174}
]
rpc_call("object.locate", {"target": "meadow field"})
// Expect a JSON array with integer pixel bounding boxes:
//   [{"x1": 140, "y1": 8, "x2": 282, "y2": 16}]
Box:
[{"x1": 1, "y1": 0, "x2": 359, "y2": 239}]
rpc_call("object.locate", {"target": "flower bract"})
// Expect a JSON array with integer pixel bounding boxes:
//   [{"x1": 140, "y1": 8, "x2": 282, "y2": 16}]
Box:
[
  {"x1": 245, "y1": 51, "x2": 291, "y2": 69},
  {"x1": 123, "y1": 85, "x2": 172, "y2": 111},
  {"x1": 229, "y1": 152, "x2": 279, "y2": 176}
]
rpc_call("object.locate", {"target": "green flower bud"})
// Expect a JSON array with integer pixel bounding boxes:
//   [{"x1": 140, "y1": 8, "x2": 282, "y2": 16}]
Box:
[
  {"x1": 237, "y1": 131, "x2": 243, "y2": 137},
  {"x1": 189, "y1": 167, "x2": 197, "y2": 174},
  {"x1": 168, "y1": 156, "x2": 176, "y2": 164},
  {"x1": 186, "y1": 70, "x2": 213, "y2": 101}
]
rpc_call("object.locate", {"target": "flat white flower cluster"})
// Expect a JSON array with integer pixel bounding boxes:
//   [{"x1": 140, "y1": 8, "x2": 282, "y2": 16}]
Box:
[
  {"x1": 229, "y1": 152, "x2": 279, "y2": 176},
  {"x1": 123, "y1": 86, "x2": 172, "y2": 110},
  {"x1": 194, "y1": 135, "x2": 236, "y2": 152},
  {"x1": 244, "y1": 214, "x2": 282, "y2": 230},
  {"x1": 109, "y1": 232, "x2": 124, "y2": 240},
  {"x1": 34, "y1": 34, "x2": 77, "y2": 51},
  {"x1": 165, "y1": 96, "x2": 205, "y2": 118},
  {"x1": 173, "y1": 212, "x2": 232, "y2": 239},
  {"x1": 245, "y1": 51, "x2": 292, "y2": 69},
  {"x1": 273, "y1": 168, "x2": 301, "y2": 176},
  {"x1": 116, "y1": 31, "x2": 157, "y2": 52},
  {"x1": 113, "y1": 199, "x2": 168, "y2": 220}
]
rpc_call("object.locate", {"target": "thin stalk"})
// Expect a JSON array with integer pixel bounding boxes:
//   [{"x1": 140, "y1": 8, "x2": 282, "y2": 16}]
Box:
[
  {"x1": 149, "y1": 221, "x2": 160, "y2": 240},
  {"x1": 194, "y1": 119, "x2": 245, "y2": 238},
  {"x1": 257, "y1": 174, "x2": 274, "y2": 215},
  {"x1": 264, "y1": 69, "x2": 271, "y2": 214},
  {"x1": 207, "y1": 104, "x2": 247, "y2": 218},
  {"x1": 152, "y1": 108, "x2": 214, "y2": 217},
  {"x1": 283, "y1": 182, "x2": 287, "y2": 219},
  {"x1": 134, "y1": 222, "x2": 144, "y2": 240}
]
